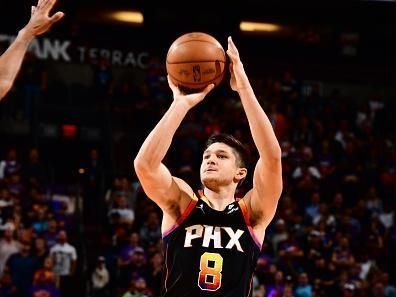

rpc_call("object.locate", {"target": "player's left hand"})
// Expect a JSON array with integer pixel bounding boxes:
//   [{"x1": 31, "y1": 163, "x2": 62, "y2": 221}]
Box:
[
  {"x1": 227, "y1": 36, "x2": 250, "y2": 92},
  {"x1": 25, "y1": 0, "x2": 64, "y2": 37}
]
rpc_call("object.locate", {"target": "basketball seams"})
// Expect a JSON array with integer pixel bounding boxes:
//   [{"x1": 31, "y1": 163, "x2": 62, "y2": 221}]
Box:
[
  {"x1": 167, "y1": 60, "x2": 226, "y2": 64},
  {"x1": 168, "y1": 71, "x2": 225, "y2": 86},
  {"x1": 166, "y1": 40, "x2": 225, "y2": 63},
  {"x1": 167, "y1": 39, "x2": 224, "y2": 55}
]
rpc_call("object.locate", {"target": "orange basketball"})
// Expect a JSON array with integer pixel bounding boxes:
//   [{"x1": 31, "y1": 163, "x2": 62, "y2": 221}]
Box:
[{"x1": 166, "y1": 32, "x2": 226, "y2": 93}]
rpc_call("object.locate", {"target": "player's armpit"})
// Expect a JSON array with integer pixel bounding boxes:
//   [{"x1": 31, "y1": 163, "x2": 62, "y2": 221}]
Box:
[{"x1": 246, "y1": 158, "x2": 282, "y2": 228}]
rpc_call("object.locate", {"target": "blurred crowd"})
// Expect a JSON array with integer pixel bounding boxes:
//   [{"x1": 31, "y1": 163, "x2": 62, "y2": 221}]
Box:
[
  {"x1": 0, "y1": 55, "x2": 395, "y2": 297},
  {"x1": 0, "y1": 147, "x2": 77, "y2": 297}
]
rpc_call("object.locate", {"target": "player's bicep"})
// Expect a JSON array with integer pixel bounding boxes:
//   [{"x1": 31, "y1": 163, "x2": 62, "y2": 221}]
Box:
[
  {"x1": 249, "y1": 158, "x2": 282, "y2": 227},
  {"x1": 135, "y1": 162, "x2": 191, "y2": 212}
]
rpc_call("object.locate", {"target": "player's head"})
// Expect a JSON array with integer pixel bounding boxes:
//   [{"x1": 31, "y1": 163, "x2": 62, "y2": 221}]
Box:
[{"x1": 200, "y1": 133, "x2": 248, "y2": 189}]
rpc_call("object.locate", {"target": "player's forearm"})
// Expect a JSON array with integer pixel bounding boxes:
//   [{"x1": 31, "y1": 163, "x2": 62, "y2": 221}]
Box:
[
  {"x1": 238, "y1": 86, "x2": 281, "y2": 159},
  {"x1": 0, "y1": 28, "x2": 34, "y2": 99},
  {"x1": 134, "y1": 101, "x2": 189, "y2": 170}
]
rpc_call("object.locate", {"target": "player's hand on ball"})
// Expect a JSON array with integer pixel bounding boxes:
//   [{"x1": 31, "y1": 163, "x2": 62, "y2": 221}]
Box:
[
  {"x1": 167, "y1": 75, "x2": 214, "y2": 109},
  {"x1": 227, "y1": 36, "x2": 250, "y2": 92}
]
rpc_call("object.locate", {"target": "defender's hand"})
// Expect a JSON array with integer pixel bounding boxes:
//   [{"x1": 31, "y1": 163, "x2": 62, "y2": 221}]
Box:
[{"x1": 24, "y1": 0, "x2": 64, "y2": 37}]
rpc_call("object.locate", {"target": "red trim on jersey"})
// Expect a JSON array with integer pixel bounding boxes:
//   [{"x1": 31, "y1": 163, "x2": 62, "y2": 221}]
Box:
[
  {"x1": 162, "y1": 197, "x2": 198, "y2": 238},
  {"x1": 198, "y1": 189, "x2": 204, "y2": 197},
  {"x1": 238, "y1": 199, "x2": 262, "y2": 249}
]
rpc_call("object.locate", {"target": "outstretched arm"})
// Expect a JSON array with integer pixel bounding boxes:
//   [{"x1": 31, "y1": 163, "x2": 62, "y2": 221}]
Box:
[
  {"x1": 0, "y1": 0, "x2": 64, "y2": 100},
  {"x1": 227, "y1": 36, "x2": 282, "y2": 228},
  {"x1": 134, "y1": 77, "x2": 214, "y2": 217}
]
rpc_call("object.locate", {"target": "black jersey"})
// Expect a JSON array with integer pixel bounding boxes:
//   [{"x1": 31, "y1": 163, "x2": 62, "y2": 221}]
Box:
[{"x1": 161, "y1": 191, "x2": 262, "y2": 297}]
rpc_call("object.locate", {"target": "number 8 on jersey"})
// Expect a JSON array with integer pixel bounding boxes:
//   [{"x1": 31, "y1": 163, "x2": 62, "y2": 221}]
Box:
[{"x1": 198, "y1": 252, "x2": 223, "y2": 291}]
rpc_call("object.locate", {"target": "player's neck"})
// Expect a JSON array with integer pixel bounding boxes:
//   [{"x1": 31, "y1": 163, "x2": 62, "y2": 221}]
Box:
[{"x1": 202, "y1": 187, "x2": 236, "y2": 211}]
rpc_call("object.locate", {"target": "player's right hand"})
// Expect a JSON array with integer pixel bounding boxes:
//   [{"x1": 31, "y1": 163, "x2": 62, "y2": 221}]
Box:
[{"x1": 167, "y1": 75, "x2": 214, "y2": 109}]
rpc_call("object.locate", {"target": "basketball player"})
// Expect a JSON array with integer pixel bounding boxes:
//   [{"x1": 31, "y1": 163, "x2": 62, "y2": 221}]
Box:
[
  {"x1": 0, "y1": 0, "x2": 64, "y2": 100},
  {"x1": 134, "y1": 36, "x2": 282, "y2": 297}
]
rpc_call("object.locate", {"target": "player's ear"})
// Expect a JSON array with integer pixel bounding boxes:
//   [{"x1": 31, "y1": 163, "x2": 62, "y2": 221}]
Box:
[{"x1": 235, "y1": 168, "x2": 247, "y2": 181}]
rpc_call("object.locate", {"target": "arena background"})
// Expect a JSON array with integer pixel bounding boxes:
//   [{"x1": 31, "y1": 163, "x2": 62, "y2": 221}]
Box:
[{"x1": 0, "y1": 1, "x2": 395, "y2": 296}]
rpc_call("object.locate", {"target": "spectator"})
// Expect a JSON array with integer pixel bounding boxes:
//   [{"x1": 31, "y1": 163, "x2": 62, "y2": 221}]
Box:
[
  {"x1": 0, "y1": 272, "x2": 17, "y2": 297},
  {"x1": 43, "y1": 219, "x2": 58, "y2": 249},
  {"x1": 119, "y1": 177, "x2": 138, "y2": 211},
  {"x1": 121, "y1": 276, "x2": 152, "y2": 297},
  {"x1": 365, "y1": 186, "x2": 383, "y2": 216},
  {"x1": 312, "y1": 203, "x2": 336, "y2": 230},
  {"x1": 117, "y1": 246, "x2": 149, "y2": 291},
  {"x1": 6, "y1": 174, "x2": 24, "y2": 198},
  {"x1": 29, "y1": 269, "x2": 60, "y2": 297},
  {"x1": 311, "y1": 257, "x2": 337, "y2": 296},
  {"x1": 379, "y1": 202, "x2": 394, "y2": 230},
  {"x1": 104, "y1": 177, "x2": 122, "y2": 209},
  {"x1": 267, "y1": 270, "x2": 285, "y2": 297},
  {"x1": 0, "y1": 189, "x2": 14, "y2": 220},
  {"x1": 91, "y1": 256, "x2": 110, "y2": 297},
  {"x1": 331, "y1": 236, "x2": 355, "y2": 272},
  {"x1": 357, "y1": 252, "x2": 376, "y2": 282},
  {"x1": 304, "y1": 191, "x2": 321, "y2": 223},
  {"x1": 31, "y1": 207, "x2": 49, "y2": 235},
  {"x1": 0, "y1": 149, "x2": 21, "y2": 180},
  {"x1": 343, "y1": 283, "x2": 356, "y2": 297},
  {"x1": 277, "y1": 233, "x2": 304, "y2": 277},
  {"x1": 282, "y1": 284, "x2": 295, "y2": 297},
  {"x1": 33, "y1": 256, "x2": 59, "y2": 288},
  {"x1": 6, "y1": 240, "x2": 39, "y2": 297},
  {"x1": 23, "y1": 148, "x2": 47, "y2": 187},
  {"x1": 146, "y1": 252, "x2": 163, "y2": 297},
  {"x1": 139, "y1": 212, "x2": 161, "y2": 248},
  {"x1": 53, "y1": 202, "x2": 74, "y2": 233},
  {"x1": 108, "y1": 196, "x2": 134, "y2": 226},
  {"x1": 81, "y1": 148, "x2": 104, "y2": 220},
  {"x1": 294, "y1": 272, "x2": 312, "y2": 297},
  {"x1": 382, "y1": 272, "x2": 396, "y2": 297},
  {"x1": 0, "y1": 222, "x2": 20, "y2": 276},
  {"x1": 271, "y1": 219, "x2": 289, "y2": 253},
  {"x1": 253, "y1": 284, "x2": 266, "y2": 297},
  {"x1": 33, "y1": 237, "x2": 49, "y2": 267},
  {"x1": 49, "y1": 230, "x2": 77, "y2": 297}
]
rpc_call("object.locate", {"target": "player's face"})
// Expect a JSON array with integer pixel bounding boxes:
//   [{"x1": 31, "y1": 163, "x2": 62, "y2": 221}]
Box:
[{"x1": 200, "y1": 142, "x2": 241, "y2": 188}]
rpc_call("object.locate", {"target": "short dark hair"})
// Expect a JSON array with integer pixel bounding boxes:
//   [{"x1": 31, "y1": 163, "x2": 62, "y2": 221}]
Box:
[{"x1": 204, "y1": 133, "x2": 248, "y2": 169}]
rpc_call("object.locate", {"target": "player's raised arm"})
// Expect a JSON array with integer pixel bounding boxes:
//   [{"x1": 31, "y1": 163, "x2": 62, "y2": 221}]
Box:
[
  {"x1": 134, "y1": 76, "x2": 214, "y2": 216},
  {"x1": 227, "y1": 36, "x2": 282, "y2": 229},
  {"x1": 0, "y1": 0, "x2": 64, "y2": 100}
]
